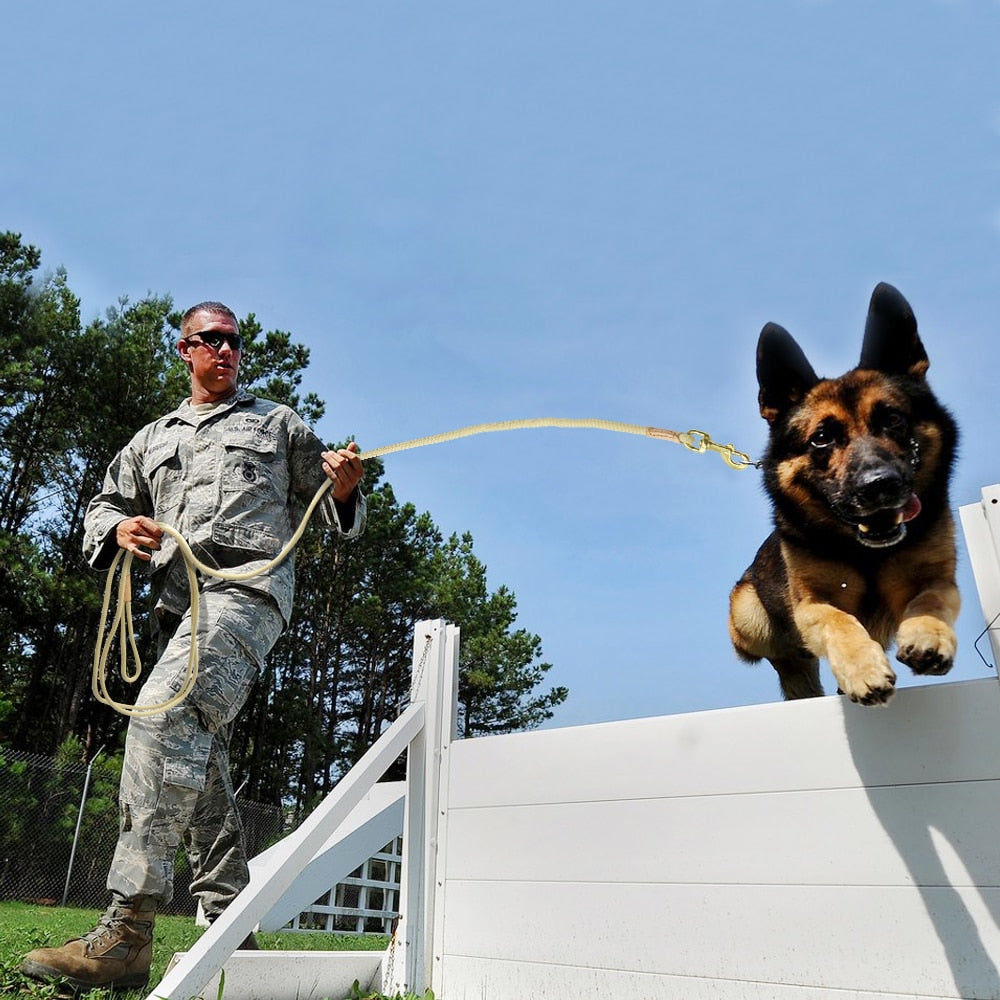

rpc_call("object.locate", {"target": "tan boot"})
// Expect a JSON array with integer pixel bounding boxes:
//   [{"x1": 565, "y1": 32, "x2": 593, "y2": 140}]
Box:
[{"x1": 21, "y1": 896, "x2": 156, "y2": 993}]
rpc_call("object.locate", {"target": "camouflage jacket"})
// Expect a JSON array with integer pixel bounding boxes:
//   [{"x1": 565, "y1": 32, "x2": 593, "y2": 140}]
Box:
[{"x1": 83, "y1": 390, "x2": 366, "y2": 623}]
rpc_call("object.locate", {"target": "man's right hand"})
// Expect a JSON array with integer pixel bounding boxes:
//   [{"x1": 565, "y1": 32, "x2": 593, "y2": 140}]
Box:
[{"x1": 116, "y1": 516, "x2": 163, "y2": 562}]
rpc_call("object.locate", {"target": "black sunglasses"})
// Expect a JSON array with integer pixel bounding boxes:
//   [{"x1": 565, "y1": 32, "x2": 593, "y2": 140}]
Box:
[{"x1": 185, "y1": 331, "x2": 244, "y2": 352}]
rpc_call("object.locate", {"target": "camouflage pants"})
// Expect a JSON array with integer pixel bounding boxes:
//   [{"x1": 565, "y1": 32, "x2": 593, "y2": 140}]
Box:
[{"x1": 108, "y1": 586, "x2": 284, "y2": 916}]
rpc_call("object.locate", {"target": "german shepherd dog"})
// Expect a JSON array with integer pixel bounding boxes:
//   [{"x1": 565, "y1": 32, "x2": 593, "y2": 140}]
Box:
[{"x1": 728, "y1": 283, "x2": 959, "y2": 705}]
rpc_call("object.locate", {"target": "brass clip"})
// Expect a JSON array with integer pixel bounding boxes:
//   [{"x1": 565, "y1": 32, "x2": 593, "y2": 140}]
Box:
[{"x1": 679, "y1": 429, "x2": 754, "y2": 470}]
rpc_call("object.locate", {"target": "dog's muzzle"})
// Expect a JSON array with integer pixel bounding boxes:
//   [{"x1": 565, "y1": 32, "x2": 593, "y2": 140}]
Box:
[{"x1": 855, "y1": 493, "x2": 922, "y2": 548}]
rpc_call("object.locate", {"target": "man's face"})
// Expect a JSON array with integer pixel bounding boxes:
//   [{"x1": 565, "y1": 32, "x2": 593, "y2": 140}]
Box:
[{"x1": 179, "y1": 310, "x2": 242, "y2": 399}]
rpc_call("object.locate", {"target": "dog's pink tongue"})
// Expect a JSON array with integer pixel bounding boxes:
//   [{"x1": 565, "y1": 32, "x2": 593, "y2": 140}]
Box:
[{"x1": 901, "y1": 494, "x2": 922, "y2": 523}]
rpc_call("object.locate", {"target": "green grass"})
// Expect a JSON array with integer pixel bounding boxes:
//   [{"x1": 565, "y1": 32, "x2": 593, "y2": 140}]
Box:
[{"x1": 0, "y1": 901, "x2": 411, "y2": 1000}]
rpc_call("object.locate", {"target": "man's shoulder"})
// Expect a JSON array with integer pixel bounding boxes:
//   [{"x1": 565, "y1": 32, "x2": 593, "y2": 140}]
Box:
[
  {"x1": 236, "y1": 393, "x2": 301, "y2": 423},
  {"x1": 225, "y1": 394, "x2": 320, "y2": 449},
  {"x1": 132, "y1": 401, "x2": 189, "y2": 439}
]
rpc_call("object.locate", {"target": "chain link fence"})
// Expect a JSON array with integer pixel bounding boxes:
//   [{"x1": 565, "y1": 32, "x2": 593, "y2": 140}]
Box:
[{"x1": 0, "y1": 750, "x2": 284, "y2": 917}]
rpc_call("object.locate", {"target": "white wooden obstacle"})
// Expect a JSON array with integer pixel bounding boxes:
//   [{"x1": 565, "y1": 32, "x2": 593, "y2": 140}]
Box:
[
  {"x1": 280, "y1": 835, "x2": 403, "y2": 936},
  {"x1": 249, "y1": 782, "x2": 404, "y2": 934},
  {"x1": 960, "y1": 482, "x2": 1000, "y2": 669},
  {"x1": 157, "y1": 625, "x2": 457, "y2": 1000},
  {"x1": 155, "y1": 485, "x2": 1000, "y2": 1000}
]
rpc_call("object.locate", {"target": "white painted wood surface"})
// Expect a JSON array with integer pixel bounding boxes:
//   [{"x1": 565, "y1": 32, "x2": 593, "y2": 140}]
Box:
[
  {"x1": 435, "y1": 678, "x2": 1000, "y2": 999},
  {"x1": 960, "y1": 485, "x2": 1000, "y2": 670},
  {"x1": 438, "y1": 956, "x2": 974, "y2": 1000},
  {"x1": 163, "y1": 950, "x2": 382, "y2": 1000},
  {"x1": 383, "y1": 621, "x2": 459, "y2": 996},
  {"x1": 252, "y1": 781, "x2": 404, "y2": 932}
]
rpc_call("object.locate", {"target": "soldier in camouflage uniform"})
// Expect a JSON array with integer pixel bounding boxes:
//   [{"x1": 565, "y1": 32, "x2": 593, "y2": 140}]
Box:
[{"x1": 22, "y1": 301, "x2": 366, "y2": 994}]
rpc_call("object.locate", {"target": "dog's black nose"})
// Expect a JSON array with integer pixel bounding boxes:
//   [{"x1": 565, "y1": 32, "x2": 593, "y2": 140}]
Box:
[{"x1": 854, "y1": 466, "x2": 907, "y2": 509}]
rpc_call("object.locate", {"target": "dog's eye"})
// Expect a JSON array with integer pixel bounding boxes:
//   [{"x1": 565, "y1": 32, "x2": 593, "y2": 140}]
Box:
[
  {"x1": 882, "y1": 410, "x2": 909, "y2": 436},
  {"x1": 809, "y1": 425, "x2": 835, "y2": 449}
]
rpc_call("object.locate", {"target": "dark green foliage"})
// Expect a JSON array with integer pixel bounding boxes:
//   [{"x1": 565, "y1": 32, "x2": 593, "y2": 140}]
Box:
[
  {"x1": 0, "y1": 737, "x2": 121, "y2": 904},
  {"x1": 430, "y1": 532, "x2": 568, "y2": 737}
]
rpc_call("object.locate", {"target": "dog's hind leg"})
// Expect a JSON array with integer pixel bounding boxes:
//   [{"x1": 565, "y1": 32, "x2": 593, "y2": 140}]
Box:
[
  {"x1": 771, "y1": 654, "x2": 824, "y2": 700},
  {"x1": 729, "y1": 578, "x2": 771, "y2": 660},
  {"x1": 729, "y1": 576, "x2": 825, "y2": 699}
]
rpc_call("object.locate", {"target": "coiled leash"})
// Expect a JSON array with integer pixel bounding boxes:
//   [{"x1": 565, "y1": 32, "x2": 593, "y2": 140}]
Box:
[{"x1": 93, "y1": 419, "x2": 756, "y2": 716}]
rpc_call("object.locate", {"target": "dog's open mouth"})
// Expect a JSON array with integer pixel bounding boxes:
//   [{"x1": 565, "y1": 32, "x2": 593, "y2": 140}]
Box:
[{"x1": 855, "y1": 494, "x2": 922, "y2": 548}]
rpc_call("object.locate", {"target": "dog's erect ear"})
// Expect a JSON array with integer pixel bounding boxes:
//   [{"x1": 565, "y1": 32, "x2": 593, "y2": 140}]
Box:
[
  {"x1": 858, "y1": 282, "x2": 929, "y2": 378},
  {"x1": 756, "y1": 322, "x2": 819, "y2": 424}
]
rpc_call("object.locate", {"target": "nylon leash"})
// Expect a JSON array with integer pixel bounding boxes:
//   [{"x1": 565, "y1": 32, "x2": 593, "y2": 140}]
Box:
[{"x1": 93, "y1": 418, "x2": 757, "y2": 716}]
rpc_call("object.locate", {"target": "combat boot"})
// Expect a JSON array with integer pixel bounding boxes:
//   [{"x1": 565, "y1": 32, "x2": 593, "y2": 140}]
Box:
[{"x1": 21, "y1": 895, "x2": 156, "y2": 993}]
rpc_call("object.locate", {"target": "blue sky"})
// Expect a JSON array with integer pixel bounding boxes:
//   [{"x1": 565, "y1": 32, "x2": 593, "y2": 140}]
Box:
[{"x1": 3, "y1": 1, "x2": 999, "y2": 728}]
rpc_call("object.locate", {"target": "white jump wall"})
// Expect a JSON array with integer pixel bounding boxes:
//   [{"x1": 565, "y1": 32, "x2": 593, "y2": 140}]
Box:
[{"x1": 434, "y1": 676, "x2": 1000, "y2": 1000}]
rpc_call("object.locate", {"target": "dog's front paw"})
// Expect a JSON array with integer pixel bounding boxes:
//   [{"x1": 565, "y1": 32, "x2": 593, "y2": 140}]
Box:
[
  {"x1": 896, "y1": 617, "x2": 957, "y2": 676},
  {"x1": 832, "y1": 642, "x2": 897, "y2": 706}
]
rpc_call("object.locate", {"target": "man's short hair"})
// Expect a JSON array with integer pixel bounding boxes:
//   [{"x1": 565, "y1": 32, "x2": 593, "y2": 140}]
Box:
[{"x1": 182, "y1": 301, "x2": 239, "y2": 334}]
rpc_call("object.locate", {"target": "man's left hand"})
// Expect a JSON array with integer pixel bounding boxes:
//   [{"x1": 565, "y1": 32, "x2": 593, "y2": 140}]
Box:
[{"x1": 322, "y1": 442, "x2": 363, "y2": 502}]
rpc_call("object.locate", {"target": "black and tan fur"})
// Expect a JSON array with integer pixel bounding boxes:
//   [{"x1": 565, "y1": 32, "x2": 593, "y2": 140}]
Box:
[{"x1": 728, "y1": 283, "x2": 959, "y2": 705}]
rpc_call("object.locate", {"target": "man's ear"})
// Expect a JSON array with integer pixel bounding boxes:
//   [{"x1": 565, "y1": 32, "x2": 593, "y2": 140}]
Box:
[{"x1": 177, "y1": 339, "x2": 194, "y2": 369}]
